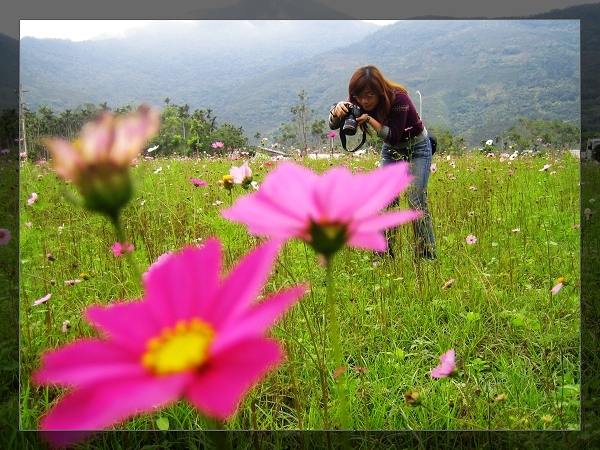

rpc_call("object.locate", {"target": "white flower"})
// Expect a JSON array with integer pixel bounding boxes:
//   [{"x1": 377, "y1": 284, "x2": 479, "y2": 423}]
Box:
[{"x1": 486, "y1": 139, "x2": 494, "y2": 146}]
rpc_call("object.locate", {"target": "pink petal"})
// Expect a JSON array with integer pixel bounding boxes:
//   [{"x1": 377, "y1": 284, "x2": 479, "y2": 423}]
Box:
[
  {"x1": 551, "y1": 282, "x2": 563, "y2": 295},
  {"x1": 142, "y1": 241, "x2": 221, "y2": 326},
  {"x1": 212, "y1": 284, "x2": 307, "y2": 353},
  {"x1": 210, "y1": 240, "x2": 282, "y2": 327},
  {"x1": 39, "y1": 372, "x2": 189, "y2": 432},
  {"x1": 186, "y1": 338, "x2": 283, "y2": 420},
  {"x1": 32, "y1": 340, "x2": 144, "y2": 387}
]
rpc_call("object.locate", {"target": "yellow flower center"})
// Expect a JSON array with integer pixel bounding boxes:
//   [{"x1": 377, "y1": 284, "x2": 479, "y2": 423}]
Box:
[
  {"x1": 141, "y1": 318, "x2": 215, "y2": 376},
  {"x1": 557, "y1": 277, "x2": 566, "y2": 284}
]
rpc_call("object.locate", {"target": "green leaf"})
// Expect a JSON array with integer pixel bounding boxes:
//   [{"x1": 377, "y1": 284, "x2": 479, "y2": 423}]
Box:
[{"x1": 155, "y1": 416, "x2": 169, "y2": 431}]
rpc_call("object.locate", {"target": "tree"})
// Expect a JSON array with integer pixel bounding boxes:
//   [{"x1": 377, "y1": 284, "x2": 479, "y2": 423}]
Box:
[{"x1": 290, "y1": 89, "x2": 314, "y2": 155}]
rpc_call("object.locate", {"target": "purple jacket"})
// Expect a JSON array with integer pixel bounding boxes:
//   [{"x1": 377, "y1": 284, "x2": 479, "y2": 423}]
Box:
[{"x1": 377, "y1": 90, "x2": 424, "y2": 146}]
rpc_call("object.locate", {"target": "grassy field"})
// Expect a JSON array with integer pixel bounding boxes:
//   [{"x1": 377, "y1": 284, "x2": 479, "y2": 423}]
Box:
[{"x1": 16, "y1": 147, "x2": 582, "y2": 444}]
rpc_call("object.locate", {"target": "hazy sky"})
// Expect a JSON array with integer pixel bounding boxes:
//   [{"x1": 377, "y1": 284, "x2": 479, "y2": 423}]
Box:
[{"x1": 19, "y1": 20, "x2": 397, "y2": 41}]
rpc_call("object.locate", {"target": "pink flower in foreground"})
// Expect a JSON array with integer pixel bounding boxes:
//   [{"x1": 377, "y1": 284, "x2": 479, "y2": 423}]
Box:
[
  {"x1": 27, "y1": 192, "x2": 38, "y2": 205},
  {"x1": 431, "y1": 349, "x2": 456, "y2": 379},
  {"x1": 466, "y1": 234, "x2": 477, "y2": 244},
  {"x1": 0, "y1": 228, "x2": 11, "y2": 245},
  {"x1": 42, "y1": 105, "x2": 161, "y2": 219},
  {"x1": 33, "y1": 293, "x2": 52, "y2": 306},
  {"x1": 111, "y1": 242, "x2": 134, "y2": 257},
  {"x1": 32, "y1": 239, "x2": 307, "y2": 446},
  {"x1": 189, "y1": 178, "x2": 208, "y2": 187},
  {"x1": 221, "y1": 161, "x2": 421, "y2": 259},
  {"x1": 326, "y1": 131, "x2": 338, "y2": 139}
]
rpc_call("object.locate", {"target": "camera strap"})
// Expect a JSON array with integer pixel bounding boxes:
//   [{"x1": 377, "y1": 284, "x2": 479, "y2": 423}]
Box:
[{"x1": 340, "y1": 129, "x2": 367, "y2": 153}]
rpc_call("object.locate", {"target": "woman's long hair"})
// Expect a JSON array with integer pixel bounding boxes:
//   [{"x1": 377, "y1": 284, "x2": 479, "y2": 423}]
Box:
[{"x1": 348, "y1": 65, "x2": 407, "y2": 131}]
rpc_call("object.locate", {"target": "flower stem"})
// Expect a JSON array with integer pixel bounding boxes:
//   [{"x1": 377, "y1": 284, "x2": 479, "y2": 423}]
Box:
[
  {"x1": 111, "y1": 214, "x2": 142, "y2": 283},
  {"x1": 325, "y1": 256, "x2": 349, "y2": 432}
]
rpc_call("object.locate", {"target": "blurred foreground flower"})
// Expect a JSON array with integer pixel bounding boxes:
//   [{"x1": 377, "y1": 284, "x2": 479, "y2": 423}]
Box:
[
  {"x1": 0, "y1": 228, "x2": 11, "y2": 245},
  {"x1": 221, "y1": 161, "x2": 421, "y2": 260},
  {"x1": 32, "y1": 238, "x2": 307, "y2": 446},
  {"x1": 431, "y1": 349, "x2": 456, "y2": 379},
  {"x1": 42, "y1": 105, "x2": 161, "y2": 221}
]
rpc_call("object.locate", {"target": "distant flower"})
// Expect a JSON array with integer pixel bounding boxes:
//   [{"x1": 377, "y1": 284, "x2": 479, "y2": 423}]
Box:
[
  {"x1": 509, "y1": 153, "x2": 518, "y2": 161},
  {"x1": 144, "y1": 156, "x2": 154, "y2": 160},
  {"x1": 250, "y1": 181, "x2": 259, "y2": 190},
  {"x1": 111, "y1": 242, "x2": 134, "y2": 257},
  {"x1": 512, "y1": 228, "x2": 520, "y2": 233},
  {"x1": 441, "y1": 279, "x2": 455, "y2": 289},
  {"x1": 212, "y1": 200, "x2": 224, "y2": 206},
  {"x1": 485, "y1": 140, "x2": 494, "y2": 146},
  {"x1": 25, "y1": 222, "x2": 33, "y2": 228},
  {"x1": 333, "y1": 366, "x2": 345, "y2": 378},
  {"x1": 0, "y1": 148, "x2": 9, "y2": 154},
  {"x1": 551, "y1": 277, "x2": 566, "y2": 295},
  {"x1": 539, "y1": 164, "x2": 552, "y2": 172},
  {"x1": 27, "y1": 192, "x2": 38, "y2": 205},
  {"x1": 466, "y1": 234, "x2": 477, "y2": 244},
  {"x1": 33, "y1": 293, "x2": 51, "y2": 306},
  {"x1": 430, "y1": 163, "x2": 437, "y2": 172},
  {"x1": 585, "y1": 208, "x2": 595, "y2": 220},
  {"x1": 146, "y1": 145, "x2": 159, "y2": 153},
  {"x1": 572, "y1": 224, "x2": 579, "y2": 229},
  {"x1": 42, "y1": 105, "x2": 161, "y2": 220},
  {"x1": 217, "y1": 174, "x2": 235, "y2": 191},
  {"x1": 46, "y1": 253, "x2": 55, "y2": 261},
  {"x1": 590, "y1": 198, "x2": 596, "y2": 203},
  {"x1": 326, "y1": 132, "x2": 338, "y2": 139},
  {"x1": 221, "y1": 161, "x2": 422, "y2": 260},
  {"x1": 550, "y1": 171, "x2": 557, "y2": 175},
  {"x1": 153, "y1": 166, "x2": 163, "y2": 174},
  {"x1": 404, "y1": 389, "x2": 421, "y2": 406},
  {"x1": 431, "y1": 349, "x2": 456, "y2": 379},
  {"x1": 0, "y1": 228, "x2": 11, "y2": 245},
  {"x1": 469, "y1": 186, "x2": 477, "y2": 191},
  {"x1": 20, "y1": 151, "x2": 27, "y2": 158},
  {"x1": 508, "y1": 169, "x2": 514, "y2": 175},
  {"x1": 352, "y1": 365, "x2": 367, "y2": 373},
  {"x1": 211, "y1": 141, "x2": 224, "y2": 149},
  {"x1": 189, "y1": 178, "x2": 208, "y2": 187},
  {"x1": 62, "y1": 320, "x2": 71, "y2": 333},
  {"x1": 230, "y1": 162, "x2": 253, "y2": 188},
  {"x1": 32, "y1": 239, "x2": 307, "y2": 445},
  {"x1": 64, "y1": 279, "x2": 81, "y2": 285}
]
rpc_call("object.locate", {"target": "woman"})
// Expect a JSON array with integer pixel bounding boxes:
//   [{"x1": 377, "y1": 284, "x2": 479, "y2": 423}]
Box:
[{"x1": 329, "y1": 65, "x2": 437, "y2": 260}]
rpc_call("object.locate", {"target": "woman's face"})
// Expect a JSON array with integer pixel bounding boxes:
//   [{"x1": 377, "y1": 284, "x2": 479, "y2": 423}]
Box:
[{"x1": 352, "y1": 90, "x2": 380, "y2": 112}]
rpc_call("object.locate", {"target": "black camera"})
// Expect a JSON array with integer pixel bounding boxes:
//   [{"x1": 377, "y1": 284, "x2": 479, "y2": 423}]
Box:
[{"x1": 341, "y1": 102, "x2": 362, "y2": 136}]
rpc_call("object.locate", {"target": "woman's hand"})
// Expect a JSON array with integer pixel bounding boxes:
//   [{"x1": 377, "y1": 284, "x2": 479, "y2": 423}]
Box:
[{"x1": 331, "y1": 102, "x2": 349, "y2": 118}]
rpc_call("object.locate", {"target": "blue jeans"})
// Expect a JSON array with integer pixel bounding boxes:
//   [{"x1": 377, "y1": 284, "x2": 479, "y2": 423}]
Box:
[{"x1": 381, "y1": 135, "x2": 437, "y2": 259}]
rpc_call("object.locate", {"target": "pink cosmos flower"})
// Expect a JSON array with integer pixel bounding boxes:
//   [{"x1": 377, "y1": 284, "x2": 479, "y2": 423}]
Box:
[
  {"x1": 551, "y1": 277, "x2": 566, "y2": 295},
  {"x1": 0, "y1": 228, "x2": 11, "y2": 245},
  {"x1": 64, "y1": 279, "x2": 82, "y2": 285},
  {"x1": 27, "y1": 192, "x2": 38, "y2": 205},
  {"x1": 539, "y1": 164, "x2": 552, "y2": 172},
  {"x1": 431, "y1": 349, "x2": 456, "y2": 379},
  {"x1": 111, "y1": 242, "x2": 134, "y2": 257},
  {"x1": 221, "y1": 161, "x2": 421, "y2": 258},
  {"x1": 42, "y1": 105, "x2": 161, "y2": 218},
  {"x1": 0, "y1": 148, "x2": 9, "y2": 154},
  {"x1": 229, "y1": 162, "x2": 252, "y2": 185},
  {"x1": 333, "y1": 366, "x2": 346, "y2": 378},
  {"x1": 32, "y1": 239, "x2": 307, "y2": 446},
  {"x1": 326, "y1": 132, "x2": 338, "y2": 139},
  {"x1": 189, "y1": 178, "x2": 208, "y2": 187},
  {"x1": 430, "y1": 163, "x2": 437, "y2": 173},
  {"x1": 211, "y1": 141, "x2": 224, "y2": 149},
  {"x1": 61, "y1": 320, "x2": 71, "y2": 333},
  {"x1": 25, "y1": 222, "x2": 33, "y2": 228},
  {"x1": 466, "y1": 234, "x2": 477, "y2": 244},
  {"x1": 33, "y1": 293, "x2": 51, "y2": 306}
]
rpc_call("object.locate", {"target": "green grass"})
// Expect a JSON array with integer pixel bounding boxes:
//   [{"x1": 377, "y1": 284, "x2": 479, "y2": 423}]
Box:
[{"x1": 18, "y1": 149, "x2": 580, "y2": 436}]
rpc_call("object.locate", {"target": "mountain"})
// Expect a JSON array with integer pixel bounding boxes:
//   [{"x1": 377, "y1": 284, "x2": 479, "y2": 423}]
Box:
[
  {"x1": 0, "y1": 33, "x2": 18, "y2": 111},
  {"x1": 16, "y1": 14, "x2": 583, "y2": 145}
]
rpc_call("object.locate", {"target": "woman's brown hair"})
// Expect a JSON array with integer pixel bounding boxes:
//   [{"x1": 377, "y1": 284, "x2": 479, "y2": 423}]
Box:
[{"x1": 348, "y1": 65, "x2": 407, "y2": 130}]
